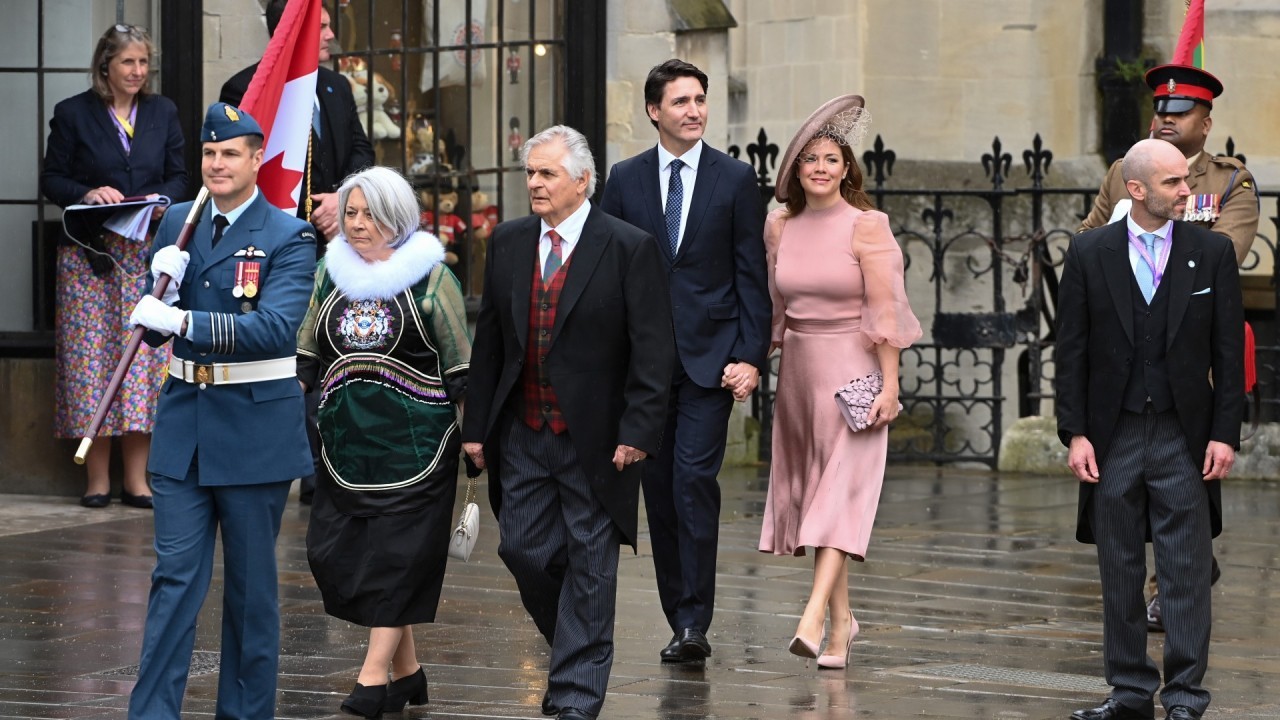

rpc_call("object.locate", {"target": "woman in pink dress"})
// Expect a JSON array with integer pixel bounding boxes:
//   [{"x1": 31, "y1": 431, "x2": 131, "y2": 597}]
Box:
[{"x1": 756, "y1": 95, "x2": 921, "y2": 669}]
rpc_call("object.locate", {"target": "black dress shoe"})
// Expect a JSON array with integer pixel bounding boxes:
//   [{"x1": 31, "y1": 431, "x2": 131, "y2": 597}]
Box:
[
  {"x1": 662, "y1": 628, "x2": 712, "y2": 663},
  {"x1": 340, "y1": 682, "x2": 387, "y2": 718},
  {"x1": 541, "y1": 691, "x2": 558, "y2": 716},
  {"x1": 1070, "y1": 698, "x2": 1154, "y2": 720},
  {"x1": 80, "y1": 494, "x2": 110, "y2": 509},
  {"x1": 1210, "y1": 555, "x2": 1222, "y2": 585},
  {"x1": 1165, "y1": 706, "x2": 1202, "y2": 720},
  {"x1": 1146, "y1": 595, "x2": 1164, "y2": 633},
  {"x1": 658, "y1": 632, "x2": 683, "y2": 662},
  {"x1": 120, "y1": 491, "x2": 154, "y2": 509},
  {"x1": 384, "y1": 667, "x2": 427, "y2": 711},
  {"x1": 557, "y1": 708, "x2": 594, "y2": 720}
]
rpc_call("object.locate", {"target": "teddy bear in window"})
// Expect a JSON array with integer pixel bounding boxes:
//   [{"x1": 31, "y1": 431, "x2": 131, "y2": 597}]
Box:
[
  {"x1": 420, "y1": 190, "x2": 467, "y2": 265},
  {"x1": 339, "y1": 57, "x2": 401, "y2": 140}
]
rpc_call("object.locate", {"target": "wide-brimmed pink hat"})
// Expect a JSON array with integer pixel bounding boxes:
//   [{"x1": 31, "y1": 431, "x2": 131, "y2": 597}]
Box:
[{"x1": 774, "y1": 94, "x2": 869, "y2": 203}]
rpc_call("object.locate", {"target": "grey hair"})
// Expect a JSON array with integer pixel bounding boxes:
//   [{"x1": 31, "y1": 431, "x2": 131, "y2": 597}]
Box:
[
  {"x1": 336, "y1": 166, "x2": 421, "y2": 248},
  {"x1": 520, "y1": 125, "x2": 597, "y2": 197}
]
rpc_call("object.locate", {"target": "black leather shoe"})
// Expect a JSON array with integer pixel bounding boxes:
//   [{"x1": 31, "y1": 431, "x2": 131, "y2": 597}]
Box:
[
  {"x1": 662, "y1": 628, "x2": 712, "y2": 663},
  {"x1": 385, "y1": 667, "x2": 427, "y2": 711},
  {"x1": 658, "y1": 632, "x2": 683, "y2": 662},
  {"x1": 120, "y1": 491, "x2": 154, "y2": 509},
  {"x1": 541, "y1": 691, "x2": 558, "y2": 716},
  {"x1": 80, "y1": 494, "x2": 110, "y2": 509},
  {"x1": 1210, "y1": 555, "x2": 1222, "y2": 585},
  {"x1": 557, "y1": 708, "x2": 594, "y2": 720},
  {"x1": 340, "y1": 682, "x2": 387, "y2": 718},
  {"x1": 1165, "y1": 706, "x2": 1202, "y2": 720},
  {"x1": 1070, "y1": 698, "x2": 1154, "y2": 720},
  {"x1": 1146, "y1": 595, "x2": 1164, "y2": 633}
]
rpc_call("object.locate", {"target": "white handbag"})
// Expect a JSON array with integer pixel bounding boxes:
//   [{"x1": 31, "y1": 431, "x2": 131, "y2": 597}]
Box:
[{"x1": 448, "y1": 473, "x2": 480, "y2": 561}]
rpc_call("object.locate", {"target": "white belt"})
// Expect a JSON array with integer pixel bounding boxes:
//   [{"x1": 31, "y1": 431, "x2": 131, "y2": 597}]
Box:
[{"x1": 169, "y1": 356, "x2": 297, "y2": 386}]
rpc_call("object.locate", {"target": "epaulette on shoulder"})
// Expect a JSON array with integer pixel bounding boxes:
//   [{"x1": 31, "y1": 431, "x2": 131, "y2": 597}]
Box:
[{"x1": 1208, "y1": 153, "x2": 1245, "y2": 169}]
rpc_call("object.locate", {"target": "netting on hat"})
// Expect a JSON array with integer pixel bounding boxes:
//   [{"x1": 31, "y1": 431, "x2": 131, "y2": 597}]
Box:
[{"x1": 813, "y1": 107, "x2": 872, "y2": 148}]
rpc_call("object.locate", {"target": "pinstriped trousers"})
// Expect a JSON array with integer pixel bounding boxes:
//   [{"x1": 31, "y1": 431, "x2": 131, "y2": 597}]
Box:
[
  {"x1": 1092, "y1": 408, "x2": 1213, "y2": 716},
  {"x1": 498, "y1": 419, "x2": 621, "y2": 718}
]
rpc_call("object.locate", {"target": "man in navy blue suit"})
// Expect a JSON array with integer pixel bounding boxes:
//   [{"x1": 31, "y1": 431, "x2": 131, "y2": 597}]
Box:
[
  {"x1": 126, "y1": 103, "x2": 316, "y2": 719},
  {"x1": 599, "y1": 59, "x2": 770, "y2": 663}
]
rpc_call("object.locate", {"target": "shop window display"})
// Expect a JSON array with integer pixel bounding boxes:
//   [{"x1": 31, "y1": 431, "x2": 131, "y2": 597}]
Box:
[{"x1": 332, "y1": 0, "x2": 564, "y2": 297}]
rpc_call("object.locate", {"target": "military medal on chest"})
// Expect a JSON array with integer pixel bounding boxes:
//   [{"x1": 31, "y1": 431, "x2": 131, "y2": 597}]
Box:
[
  {"x1": 232, "y1": 245, "x2": 267, "y2": 300},
  {"x1": 1184, "y1": 194, "x2": 1220, "y2": 223},
  {"x1": 232, "y1": 260, "x2": 261, "y2": 299}
]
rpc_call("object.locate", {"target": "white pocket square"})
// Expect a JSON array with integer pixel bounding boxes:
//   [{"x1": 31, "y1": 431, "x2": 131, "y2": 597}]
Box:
[{"x1": 1191, "y1": 287, "x2": 1211, "y2": 296}]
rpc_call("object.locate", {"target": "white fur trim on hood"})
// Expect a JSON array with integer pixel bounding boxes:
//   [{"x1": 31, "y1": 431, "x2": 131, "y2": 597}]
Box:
[{"x1": 324, "y1": 230, "x2": 447, "y2": 301}]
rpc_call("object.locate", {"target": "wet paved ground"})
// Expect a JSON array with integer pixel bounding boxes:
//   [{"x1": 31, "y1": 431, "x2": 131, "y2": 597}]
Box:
[{"x1": 2, "y1": 466, "x2": 1278, "y2": 719}]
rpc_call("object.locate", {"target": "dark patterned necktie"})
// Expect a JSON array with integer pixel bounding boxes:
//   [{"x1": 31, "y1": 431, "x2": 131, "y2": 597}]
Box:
[
  {"x1": 664, "y1": 158, "x2": 684, "y2": 259},
  {"x1": 211, "y1": 215, "x2": 230, "y2": 248},
  {"x1": 542, "y1": 229, "x2": 563, "y2": 284}
]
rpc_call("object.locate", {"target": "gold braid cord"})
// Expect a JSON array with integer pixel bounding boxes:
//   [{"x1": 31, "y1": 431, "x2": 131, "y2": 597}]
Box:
[{"x1": 304, "y1": 130, "x2": 314, "y2": 219}]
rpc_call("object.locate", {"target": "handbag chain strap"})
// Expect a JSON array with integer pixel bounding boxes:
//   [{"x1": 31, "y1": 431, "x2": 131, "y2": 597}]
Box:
[{"x1": 463, "y1": 472, "x2": 477, "y2": 505}]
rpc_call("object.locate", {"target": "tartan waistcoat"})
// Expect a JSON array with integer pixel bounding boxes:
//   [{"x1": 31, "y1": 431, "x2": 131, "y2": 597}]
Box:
[{"x1": 520, "y1": 252, "x2": 573, "y2": 433}]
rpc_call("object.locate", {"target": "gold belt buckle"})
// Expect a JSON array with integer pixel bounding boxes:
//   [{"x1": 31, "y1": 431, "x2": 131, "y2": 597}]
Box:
[{"x1": 194, "y1": 364, "x2": 214, "y2": 384}]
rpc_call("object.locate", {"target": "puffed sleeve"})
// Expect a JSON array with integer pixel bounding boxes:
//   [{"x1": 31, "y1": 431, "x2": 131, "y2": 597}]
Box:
[
  {"x1": 423, "y1": 263, "x2": 472, "y2": 403},
  {"x1": 852, "y1": 210, "x2": 922, "y2": 348},
  {"x1": 296, "y1": 258, "x2": 327, "y2": 390},
  {"x1": 764, "y1": 208, "x2": 789, "y2": 345}
]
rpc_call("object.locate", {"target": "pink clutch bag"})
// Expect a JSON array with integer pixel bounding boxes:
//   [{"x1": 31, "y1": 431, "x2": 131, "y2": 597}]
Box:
[{"x1": 834, "y1": 371, "x2": 899, "y2": 432}]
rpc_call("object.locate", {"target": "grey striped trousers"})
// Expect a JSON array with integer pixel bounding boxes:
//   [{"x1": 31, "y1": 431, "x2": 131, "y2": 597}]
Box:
[{"x1": 1092, "y1": 408, "x2": 1214, "y2": 715}]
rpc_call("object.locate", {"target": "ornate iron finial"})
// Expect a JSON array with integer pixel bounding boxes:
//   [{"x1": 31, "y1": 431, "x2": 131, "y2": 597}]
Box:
[
  {"x1": 982, "y1": 137, "x2": 1012, "y2": 190},
  {"x1": 746, "y1": 127, "x2": 779, "y2": 184},
  {"x1": 1022, "y1": 134, "x2": 1053, "y2": 188},
  {"x1": 1224, "y1": 136, "x2": 1246, "y2": 165},
  {"x1": 861, "y1": 134, "x2": 895, "y2": 189}
]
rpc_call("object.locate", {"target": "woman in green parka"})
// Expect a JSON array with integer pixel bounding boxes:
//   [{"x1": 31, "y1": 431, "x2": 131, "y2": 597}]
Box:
[{"x1": 297, "y1": 166, "x2": 470, "y2": 718}]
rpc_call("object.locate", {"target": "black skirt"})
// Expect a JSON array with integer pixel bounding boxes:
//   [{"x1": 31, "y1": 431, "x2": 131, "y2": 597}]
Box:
[{"x1": 306, "y1": 437, "x2": 460, "y2": 627}]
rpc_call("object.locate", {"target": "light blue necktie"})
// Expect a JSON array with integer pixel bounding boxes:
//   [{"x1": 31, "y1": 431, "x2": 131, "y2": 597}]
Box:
[
  {"x1": 664, "y1": 158, "x2": 684, "y2": 259},
  {"x1": 312, "y1": 96, "x2": 322, "y2": 138},
  {"x1": 1136, "y1": 232, "x2": 1159, "y2": 304}
]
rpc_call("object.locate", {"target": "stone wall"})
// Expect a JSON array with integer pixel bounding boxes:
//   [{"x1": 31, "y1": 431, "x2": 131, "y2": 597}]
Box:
[{"x1": 203, "y1": 0, "x2": 271, "y2": 109}]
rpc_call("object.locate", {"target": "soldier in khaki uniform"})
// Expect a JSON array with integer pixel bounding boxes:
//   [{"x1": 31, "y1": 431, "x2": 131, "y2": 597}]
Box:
[
  {"x1": 1080, "y1": 64, "x2": 1259, "y2": 267},
  {"x1": 1077, "y1": 63, "x2": 1259, "y2": 636}
]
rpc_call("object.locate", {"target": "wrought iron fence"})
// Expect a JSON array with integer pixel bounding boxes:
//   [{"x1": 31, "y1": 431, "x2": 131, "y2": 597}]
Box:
[{"x1": 730, "y1": 131, "x2": 1279, "y2": 468}]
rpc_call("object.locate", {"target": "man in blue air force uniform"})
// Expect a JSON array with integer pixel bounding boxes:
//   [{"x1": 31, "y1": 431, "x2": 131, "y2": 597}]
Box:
[{"x1": 126, "y1": 103, "x2": 316, "y2": 719}]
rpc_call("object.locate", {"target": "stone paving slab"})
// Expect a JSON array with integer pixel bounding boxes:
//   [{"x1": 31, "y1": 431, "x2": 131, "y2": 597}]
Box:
[{"x1": 0, "y1": 469, "x2": 1277, "y2": 719}]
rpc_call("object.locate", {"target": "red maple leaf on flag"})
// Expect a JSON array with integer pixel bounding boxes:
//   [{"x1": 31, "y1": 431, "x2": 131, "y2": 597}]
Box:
[{"x1": 257, "y1": 153, "x2": 305, "y2": 210}]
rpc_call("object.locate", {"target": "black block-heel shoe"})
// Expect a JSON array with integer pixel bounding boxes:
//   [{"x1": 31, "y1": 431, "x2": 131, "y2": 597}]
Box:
[
  {"x1": 340, "y1": 682, "x2": 387, "y2": 719},
  {"x1": 385, "y1": 667, "x2": 428, "y2": 711},
  {"x1": 120, "y1": 491, "x2": 154, "y2": 509}
]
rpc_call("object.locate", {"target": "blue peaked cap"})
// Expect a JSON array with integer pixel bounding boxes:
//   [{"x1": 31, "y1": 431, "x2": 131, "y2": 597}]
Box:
[{"x1": 201, "y1": 102, "x2": 264, "y2": 143}]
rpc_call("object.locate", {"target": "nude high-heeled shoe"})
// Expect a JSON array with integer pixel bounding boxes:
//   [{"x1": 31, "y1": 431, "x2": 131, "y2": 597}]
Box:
[
  {"x1": 817, "y1": 610, "x2": 859, "y2": 669},
  {"x1": 788, "y1": 633, "x2": 819, "y2": 658}
]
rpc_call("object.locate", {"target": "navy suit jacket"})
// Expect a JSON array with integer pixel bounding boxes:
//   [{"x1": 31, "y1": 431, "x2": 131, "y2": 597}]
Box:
[
  {"x1": 599, "y1": 143, "x2": 770, "y2": 388},
  {"x1": 41, "y1": 89, "x2": 187, "y2": 207},
  {"x1": 143, "y1": 193, "x2": 317, "y2": 486},
  {"x1": 461, "y1": 206, "x2": 675, "y2": 546},
  {"x1": 1055, "y1": 220, "x2": 1244, "y2": 543}
]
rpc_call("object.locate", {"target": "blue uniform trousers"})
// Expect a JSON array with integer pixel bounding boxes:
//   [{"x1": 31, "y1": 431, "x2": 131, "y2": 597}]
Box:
[{"x1": 128, "y1": 461, "x2": 291, "y2": 720}]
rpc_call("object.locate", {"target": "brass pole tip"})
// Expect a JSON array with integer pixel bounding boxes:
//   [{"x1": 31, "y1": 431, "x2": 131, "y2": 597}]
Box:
[{"x1": 73, "y1": 437, "x2": 93, "y2": 465}]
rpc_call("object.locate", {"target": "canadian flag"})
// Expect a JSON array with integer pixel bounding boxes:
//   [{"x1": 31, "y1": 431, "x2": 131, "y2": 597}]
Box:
[{"x1": 238, "y1": 0, "x2": 320, "y2": 215}]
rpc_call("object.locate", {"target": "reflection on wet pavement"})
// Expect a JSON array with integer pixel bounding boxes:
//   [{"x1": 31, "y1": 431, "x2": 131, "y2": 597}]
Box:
[{"x1": 1, "y1": 467, "x2": 1277, "y2": 719}]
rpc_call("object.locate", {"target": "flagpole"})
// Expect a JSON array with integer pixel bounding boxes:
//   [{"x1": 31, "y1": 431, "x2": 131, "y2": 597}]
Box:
[{"x1": 74, "y1": 186, "x2": 211, "y2": 464}]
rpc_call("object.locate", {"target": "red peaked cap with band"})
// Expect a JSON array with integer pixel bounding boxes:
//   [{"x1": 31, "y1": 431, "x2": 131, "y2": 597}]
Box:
[{"x1": 1146, "y1": 63, "x2": 1223, "y2": 114}]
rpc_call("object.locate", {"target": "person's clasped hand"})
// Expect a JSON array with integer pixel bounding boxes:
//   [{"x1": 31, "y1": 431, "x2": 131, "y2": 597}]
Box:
[
  {"x1": 83, "y1": 186, "x2": 125, "y2": 205},
  {"x1": 309, "y1": 192, "x2": 341, "y2": 238},
  {"x1": 150, "y1": 245, "x2": 190, "y2": 305},
  {"x1": 130, "y1": 295, "x2": 186, "y2": 337}
]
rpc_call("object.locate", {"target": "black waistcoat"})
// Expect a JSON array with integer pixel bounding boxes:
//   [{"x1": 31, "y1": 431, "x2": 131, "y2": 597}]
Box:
[{"x1": 1121, "y1": 272, "x2": 1174, "y2": 413}]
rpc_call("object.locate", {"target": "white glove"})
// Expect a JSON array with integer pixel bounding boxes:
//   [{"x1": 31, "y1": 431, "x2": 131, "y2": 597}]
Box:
[
  {"x1": 130, "y1": 295, "x2": 188, "y2": 337},
  {"x1": 151, "y1": 245, "x2": 190, "y2": 305}
]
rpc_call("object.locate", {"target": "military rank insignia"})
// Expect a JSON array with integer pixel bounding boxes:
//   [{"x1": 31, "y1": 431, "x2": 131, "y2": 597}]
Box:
[
  {"x1": 1183, "y1": 194, "x2": 1219, "y2": 223},
  {"x1": 233, "y1": 261, "x2": 260, "y2": 299}
]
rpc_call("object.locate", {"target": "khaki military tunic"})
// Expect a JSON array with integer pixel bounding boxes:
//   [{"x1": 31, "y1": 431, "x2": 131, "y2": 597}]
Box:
[{"x1": 1079, "y1": 153, "x2": 1260, "y2": 267}]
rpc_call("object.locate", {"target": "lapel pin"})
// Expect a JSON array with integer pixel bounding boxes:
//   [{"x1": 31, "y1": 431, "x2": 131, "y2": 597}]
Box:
[{"x1": 1188, "y1": 260, "x2": 1196, "y2": 268}]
